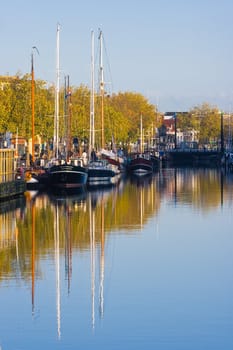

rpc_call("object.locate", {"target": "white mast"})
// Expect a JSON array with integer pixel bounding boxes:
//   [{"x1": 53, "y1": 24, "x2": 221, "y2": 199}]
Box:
[
  {"x1": 99, "y1": 29, "x2": 104, "y2": 93},
  {"x1": 89, "y1": 30, "x2": 95, "y2": 156},
  {"x1": 98, "y1": 29, "x2": 105, "y2": 149},
  {"x1": 54, "y1": 24, "x2": 60, "y2": 158}
]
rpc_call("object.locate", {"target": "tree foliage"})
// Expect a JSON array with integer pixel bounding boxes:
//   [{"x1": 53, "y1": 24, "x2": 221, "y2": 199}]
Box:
[
  {"x1": 189, "y1": 103, "x2": 221, "y2": 143},
  {"x1": 0, "y1": 76, "x2": 228, "y2": 150},
  {"x1": 0, "y1": 76, "x2": 158, "y2": 149},
  {"x1": 109, "y1": 91, "x2": 158, "y2": 143}
]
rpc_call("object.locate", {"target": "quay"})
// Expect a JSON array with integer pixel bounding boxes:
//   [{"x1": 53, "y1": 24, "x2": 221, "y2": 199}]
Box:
[
  {"x1": 166, "y1": 149, "x2": 223, "y2": 166},
  {"x1": 0, "y1": 149, "x2": 26, "y2": 200}
]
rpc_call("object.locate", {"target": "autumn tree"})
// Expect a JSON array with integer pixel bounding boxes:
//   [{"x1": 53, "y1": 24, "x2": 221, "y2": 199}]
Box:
[
  {"x1": 190, "y1": 103, "x2": 221, "y2": 145},
  {"x1": 109, "y1": 91, "x2": 157, "y2": 144}
]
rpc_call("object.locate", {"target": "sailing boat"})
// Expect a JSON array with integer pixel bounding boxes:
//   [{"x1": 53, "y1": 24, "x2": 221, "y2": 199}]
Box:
[
  {"x1": 97, "y1": 29, "x2": 125, "y2": 172},
  {"x1": 25, "y1": 46, "x2": 51, "y2": 190},
  {"x1": 128, "y1": 115, "x2": 153, "y2": 175},
  {"x1": 48, "y1": 25, "x2": 88, "y2": 191},
  {"x1": 87, "y1": 30, "x2": 118, "y2": 187}
]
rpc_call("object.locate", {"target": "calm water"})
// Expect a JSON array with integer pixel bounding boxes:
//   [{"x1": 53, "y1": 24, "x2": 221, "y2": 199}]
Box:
[{"x1": 0, "y1": 168, "x2": 233, "y2": 350}]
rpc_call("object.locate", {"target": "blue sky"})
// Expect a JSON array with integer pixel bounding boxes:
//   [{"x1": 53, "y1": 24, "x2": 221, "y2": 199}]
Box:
[{"x1": 1, "y1": 0, "x2": 233, "y2": 111}]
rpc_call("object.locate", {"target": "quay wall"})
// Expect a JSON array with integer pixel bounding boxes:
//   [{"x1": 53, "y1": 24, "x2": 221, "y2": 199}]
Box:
[
  {"x1": 0, "y1": 180, "x2": 26, "y2": 200},
  {"x1": 0, "y1": 148, "x2": 26, "y2": 199}
]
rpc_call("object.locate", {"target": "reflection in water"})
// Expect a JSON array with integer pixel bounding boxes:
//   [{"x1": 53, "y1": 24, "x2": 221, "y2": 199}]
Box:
[
  {"x1": 156, "y1": 167, "x2": 233, "y2": 211},
  {"x1": 89, "y1": 188, "x2": 113, "y2": 328},
  {"x1": 1, "y1": 170, "x2": 232, "y2": 277},
  {"x1": 89, "y1": 192, "x2": 96, "y2": 329},
  {"x1": 0, "y1": 168, "x2": 233, "y2": 348},
  {"x1": 31, "y1": 200, "x2": 35, "y2": 315},
  {"x1": 54, "y1": 199, "x2": 61, "y2": 339},
  {"x1": 0, "y1": 196, "x2": 25, "y2": 253},
  {"x1": 51, "y1": 189, "x2": 88, "y2": 338},
  {"x1": 1, "y1": 168, "x2": 233, "y2": 282}
]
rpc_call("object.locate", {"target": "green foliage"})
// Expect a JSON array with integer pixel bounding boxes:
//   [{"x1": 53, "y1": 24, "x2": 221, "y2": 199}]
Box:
[
  {"x1": 176, "y1": 112, "x2": 193, "y2": 130},
  {"x1": 109, "y1": 91, "x2": 157, "y2": 143},
  {"x1": 190, "y1": 103, "x2": 221, "y2": 143},
  {"x1": 0, "y1": 76, "x2": 158, "y2": 150},
  {"x1": 0, "y1": 76, "x2": 226, "y2": 149}
]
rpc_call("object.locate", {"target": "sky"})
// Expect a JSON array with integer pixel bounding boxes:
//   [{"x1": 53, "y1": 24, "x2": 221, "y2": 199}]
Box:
[{"x1": 1, "y1": 0, "x2": 233, "y2": 112}]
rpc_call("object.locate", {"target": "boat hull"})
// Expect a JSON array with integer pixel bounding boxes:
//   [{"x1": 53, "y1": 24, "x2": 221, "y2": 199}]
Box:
[
  {"x1": 87, "y1": 160, "x2": 117, "y2": 186},
  {"x1": 87, "y1": 168, "x2": 116, "y2": 186},
  {"x1": 48, "y1": 164, "x2": 88, "y2": 189},
  {"x1": 128, "y1": 155, "x2": 153, "y2": 175}
]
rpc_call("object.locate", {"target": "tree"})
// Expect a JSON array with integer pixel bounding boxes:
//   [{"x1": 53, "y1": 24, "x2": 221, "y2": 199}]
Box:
[
  {"x1": 109, "y1": 91, "x2": 157, "y2": 144},
  {"x1": 190, "y1": 103, "x2": 220, "y2": 145}
]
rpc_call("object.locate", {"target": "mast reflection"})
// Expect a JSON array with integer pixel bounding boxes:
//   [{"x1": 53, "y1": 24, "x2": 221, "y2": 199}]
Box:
[
  {"x1": 2, "y1": 168, "x2": 233, "y2": 343},
  {"x1": 50, "y1": 188, "x2": 87, "y2": 338}
]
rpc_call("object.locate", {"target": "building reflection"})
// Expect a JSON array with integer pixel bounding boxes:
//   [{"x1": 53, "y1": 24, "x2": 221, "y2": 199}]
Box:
[
  {"x1": 1, "y1": 169, "x2": 233, "y2": 338},
  {"x1": 164, "y1": 168, "x2": 233, "y2": 210},
  {"x1": 0, "y1": 196, "x2": 25, "y2": 252}
]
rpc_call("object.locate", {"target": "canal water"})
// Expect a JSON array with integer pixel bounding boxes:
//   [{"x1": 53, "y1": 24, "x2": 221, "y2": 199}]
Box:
[{"x1": 0, "y1": 167, "x2": 233, "y2": 350}]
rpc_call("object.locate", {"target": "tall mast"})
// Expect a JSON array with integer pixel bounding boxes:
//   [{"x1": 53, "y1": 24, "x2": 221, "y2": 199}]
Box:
[
  {"x1": 64, "y1": 75, "x2": 71, "y2": 161},
  {"x1": 31, "y1": 51, "x2": 35, "y2": 164},
  {"x1": 31, "y1": 46, "x2": 39, "y2": 165},
  {"x1": 99, "y1": 29, "x2": 104, "y2": 150},
  {"x1": 140, "y1": 114, "x2": 143, "y2": 153},
  {"x1": 89, "y1": 30, "x2": 95, "y2": 156},
  {"x1": 54, "y1": 24, "x2": 60, "y2": 158}
]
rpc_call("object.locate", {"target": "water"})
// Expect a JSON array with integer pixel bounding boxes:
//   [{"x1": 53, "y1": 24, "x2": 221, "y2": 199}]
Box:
[{"x1": 0, "y1": 168, "x2": 233, "y2": 350}]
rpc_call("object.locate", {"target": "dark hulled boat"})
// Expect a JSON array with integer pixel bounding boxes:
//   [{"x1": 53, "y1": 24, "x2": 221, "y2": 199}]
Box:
[
  {"x1": 48, "y1": 159, "x2": 88, "y2": 190},
  {"x1": 128, "y1": 153, "x2": 153, "y2": 175},
  {"x1": 87, "y1": 160, "x2": 117, "y2": 187}
]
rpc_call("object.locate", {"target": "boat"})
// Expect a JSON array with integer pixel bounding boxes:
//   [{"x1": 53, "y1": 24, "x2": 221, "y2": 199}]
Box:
[
  {"x1": 87, "y1": 30, "x2": 119, "y2": 187},
  {"x1": 23, "y1": 46, "x2": 49, "y2": 191},
  {"x1": 48, "y1": 158, "x2": 88, "y2": 190},
  {"x1": 25, "y1": 167, "x2": 49, "y2": 190},
  {"x1": 128, "y1": 115, "x2": 153, "y2": 175},
  {"x1": 87, "y1": 159, "x2": 117, "y2": 186},
  {"x1": 100, "y1": 148, "x2": 126, "y2": 173},
  {"x1": 48, "y1": 26, "x2": 88, "y2": 191},
  {"x1": 128, "y1": 153, "x2": 153, "y2": 175}
]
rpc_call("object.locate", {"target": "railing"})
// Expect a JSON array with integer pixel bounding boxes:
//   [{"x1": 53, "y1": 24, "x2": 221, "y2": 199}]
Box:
[
  {"x1": 168, "y1": 148, "x2": 220, "y2": 153},
  {"x1": 0, "y1": 149, "x2": 16, "y2": 183}
]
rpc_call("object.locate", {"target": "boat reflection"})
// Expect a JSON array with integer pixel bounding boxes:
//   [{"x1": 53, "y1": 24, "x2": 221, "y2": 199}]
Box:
[
  {"x1": 129, "y1": 173, "x2": 153, "y2": 187},
  {"x1": 0, "y1": 195, "x2": 26, "y2": 278},
  {"x1": 2, "y1": 168, "x2": 233, "y2": 340},
  {"x1": 163, "y1": 167, "x2": 233, "y2": 210}
]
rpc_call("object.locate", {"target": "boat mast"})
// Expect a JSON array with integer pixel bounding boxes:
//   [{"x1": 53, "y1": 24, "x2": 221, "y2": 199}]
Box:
[
  {"x1": 54, "y1": 24, "x2": 60, "y2": 159},
  {"x1": 89, "y1": 30, "x2": 95, "y2": 157},
  {"x1": 64, "y1": 75, "x2": 72, "y2": 161},
  {"x1": 31, "y1": 51, "x2": 35, "y2": 164},
  {"x1": 31, "y1": 46, "x2": 39, "y2": 165},
  {"x1": 99, "y1": 29, "x2": 105, "y2": 150},
  {"x1": 140, "y1": 114, "x2": 143, "y2": 153}
]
